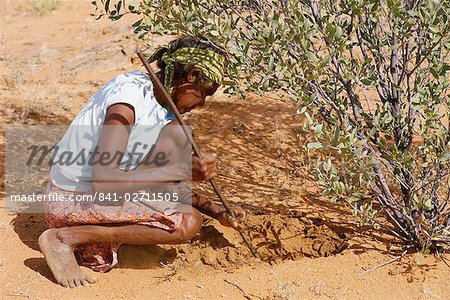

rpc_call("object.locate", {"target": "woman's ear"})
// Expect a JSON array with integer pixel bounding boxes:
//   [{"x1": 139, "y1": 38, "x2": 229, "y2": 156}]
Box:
[{"x1": 186, "y1": 68, "x2": 203, "y2": 83}]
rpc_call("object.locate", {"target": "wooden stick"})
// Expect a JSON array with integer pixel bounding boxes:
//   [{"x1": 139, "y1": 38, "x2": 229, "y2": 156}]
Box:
[
  {"x1": 137, "y1": 50, "x2": 260, "y2": 259},
  {"x1": 360, "y1": 250, "x2": 407, "y2": 275}
]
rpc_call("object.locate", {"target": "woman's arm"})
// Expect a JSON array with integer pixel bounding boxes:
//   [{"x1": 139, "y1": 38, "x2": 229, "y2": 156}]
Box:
[
  {"x1": 91, "y1": 103, "x2": 217, "y2": 194},
  {"x1": 192, "y1": 194, "x2": 247, "y2": 230}
]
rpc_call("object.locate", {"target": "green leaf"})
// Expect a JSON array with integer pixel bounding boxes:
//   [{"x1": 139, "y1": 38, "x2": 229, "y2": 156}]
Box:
[
  {"x1": 269, "y1": 56, "x2": 275, "y2": 71},
  {"x1": 132, "y1": 19, "x2": 142, "y2": 27},
  {"x1": 306, "y1": 51, "x2": 319, "y2": 62},
  {"x1": 334, "y1": 26, "x2": 343, "y2": 39},
  {"x1": 129, "y1": 1, "x2": 140, "y2": 8},
  {"x1": 323, "y1": 159, "x2": 332, "y2": 172},
  {"x1": 438, "y1": 153, "x2": 450, "y2": 162},
  {"x1": 222, "y1": 80, "x2": 235, "y2": 86},
  {"x1": 268, "y1": 30, "x2": 275, "y2": 44},
  {"x1": 429, "y1": 25, "x2": 439, "y2": 33},
  {"x1": 104, "y1": 0, "x2": 110, "y2": 13},
  {"x1": 117, "y1": 0, "x2": 122, "y2": 13},
  {"x1": 314, "y1": 123, "x2": 323, "y2": 134},
  {"x1": 430, "y1": 68, "x2": 439, "y2": 79},
  {"x1": 110, "y1": 15, "x2": 122, "y2": 21},
  {"x1": 332, "y1": 126, "x2": 340, "y2": 145},
  {"x1": 307, "y1": 142, "x2": 324, "y2": 149},
  {"x1": 424, "y1": 198, "x2": 432, "y2": 209},
  {"x1": 361, "y1": 78, "x2": 372, "y2": 85},
  {"x1": 297, "y1": 106, "x2": 308, "y2": 115}
]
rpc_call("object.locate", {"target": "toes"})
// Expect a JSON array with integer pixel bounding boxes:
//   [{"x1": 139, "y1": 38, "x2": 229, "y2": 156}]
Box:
[
  {"x1": 59, "y1": 280, "x2": 69, "y2": 288},
  {"x1": 68, "y1": 279, "x2": 76, "y2": 288},
  {"x1": 81, "y1": 279, "x2": 89, "y2": 287},
  {"x1": 86, "y1": 275, "x2": 97, "y2": 284},
  {"x1": 59, "y1": 277, "x2": 91, "y2": 288},
  {"x1": 74, "y1": 279, "x2": 83, "y2": 287}
]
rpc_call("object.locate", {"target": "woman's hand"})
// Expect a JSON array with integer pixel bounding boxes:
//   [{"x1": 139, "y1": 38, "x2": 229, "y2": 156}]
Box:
[
  {"x1": 216, "y1": 206, "x2": 247, "y2": 231},
  {"x1": 192, "y1": 153, "x2": 217, "y2": 181},
  {"x1": 192, "y1": 194, "x2": 247, "y2": 231}
]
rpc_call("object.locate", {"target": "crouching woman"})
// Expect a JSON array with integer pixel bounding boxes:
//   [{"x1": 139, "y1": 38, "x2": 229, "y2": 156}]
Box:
[{"x1": 39, "y1": 36, "x2": 245, "y2": 288}]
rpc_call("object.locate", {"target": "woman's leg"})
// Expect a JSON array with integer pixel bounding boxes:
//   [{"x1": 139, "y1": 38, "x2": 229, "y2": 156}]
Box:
[
  {"x1": 40, "y1": 122, "x2": 195, "y2": 287},
  {"x1": 39, "y1": 206, "x2": 202, "y2": 288}
]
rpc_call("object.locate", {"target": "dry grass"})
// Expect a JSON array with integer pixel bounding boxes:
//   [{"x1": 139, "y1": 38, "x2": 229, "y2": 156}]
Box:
[
  {"x1": 29, "y1": 0, "x2": 60, "y2": 16},
  {"x1": 4, "y1": 67, "x2": 25, "y2": 90}
]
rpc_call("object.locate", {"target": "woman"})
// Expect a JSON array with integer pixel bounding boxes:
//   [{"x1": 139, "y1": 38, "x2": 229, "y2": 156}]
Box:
[{"x1": 39, "y1": 36, "x2": 246, "y2": 288}]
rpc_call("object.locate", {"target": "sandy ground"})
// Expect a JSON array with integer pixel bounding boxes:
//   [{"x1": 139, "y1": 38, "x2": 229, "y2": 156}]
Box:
[{"x1": 1, "y1": 1, "x2": 450, "y2": 299}]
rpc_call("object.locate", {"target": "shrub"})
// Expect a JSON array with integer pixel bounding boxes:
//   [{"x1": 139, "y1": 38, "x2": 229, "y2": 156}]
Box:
[{"x1": 93, "y1": 0, "x2": 450, "y2": 253}]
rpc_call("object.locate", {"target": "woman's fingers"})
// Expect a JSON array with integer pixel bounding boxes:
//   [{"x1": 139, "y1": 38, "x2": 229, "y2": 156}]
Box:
[
  {"x1": 200, "y1": 153, "x2": 217, "y2": 179},
  {"x1": 226, "y1": 210, "x2": 246, "y2": 230},
  {"x1": 192, "y1": 153, "x2": 217, "y2": 181},
  {"x1": 226, "y1": 214, "x2": 240, "y2": 229},
  {"x1": 234, "y1": 208, "x2": 247, "y2": 220}
]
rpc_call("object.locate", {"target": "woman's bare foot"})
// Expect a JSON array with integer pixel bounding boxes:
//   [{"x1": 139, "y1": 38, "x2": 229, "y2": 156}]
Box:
[{"x1": 38, "y1": 229, "x2": 97, "y2": 288}]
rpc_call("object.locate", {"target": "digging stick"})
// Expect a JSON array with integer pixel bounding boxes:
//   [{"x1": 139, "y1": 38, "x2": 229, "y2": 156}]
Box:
[{"x1": 137, "y1": 50, "x2": 260, "y2": 259}]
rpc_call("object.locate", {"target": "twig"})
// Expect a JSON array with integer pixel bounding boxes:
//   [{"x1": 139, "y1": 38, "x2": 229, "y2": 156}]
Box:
[
  {"x1": 224, "y1": 279, "x2": 260, "y2": 300},
  {"x1": 439, "y1": 254, "x2": 450, "y2": 268},
  {"x1": 5, "y1": 293, "x2": 30, "y2": 299},
  {"x1": 360, "y1": 250, "x2": 408, "y2": 275},
  {"x1": 155, "y1": 270, "x2": 177, "y2": 284}
]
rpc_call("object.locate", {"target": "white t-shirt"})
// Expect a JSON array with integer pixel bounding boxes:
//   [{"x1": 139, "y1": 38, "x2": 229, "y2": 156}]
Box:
[{"x1": 50, "y1": 71, "x2": 175, "y2": 191}]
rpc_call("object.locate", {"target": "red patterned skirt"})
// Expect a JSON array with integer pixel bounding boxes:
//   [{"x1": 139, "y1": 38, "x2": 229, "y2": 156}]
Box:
[{"x1": 44, "y1": 183, "x2": 183, "y2": 272}]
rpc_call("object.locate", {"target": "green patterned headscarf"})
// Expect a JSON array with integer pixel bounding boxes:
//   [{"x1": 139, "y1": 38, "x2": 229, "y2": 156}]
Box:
[{"x1": 148, "y1": 46, "x2": 226, "y2": 93}]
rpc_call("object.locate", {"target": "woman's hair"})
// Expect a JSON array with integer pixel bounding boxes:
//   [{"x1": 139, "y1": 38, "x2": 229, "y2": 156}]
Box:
[{"x1": 155, "y1": 36, "x2": 227, "y2": 88}]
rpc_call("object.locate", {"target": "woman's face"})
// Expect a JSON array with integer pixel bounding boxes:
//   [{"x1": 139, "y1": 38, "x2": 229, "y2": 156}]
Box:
[{"x1": 172, "y1": 80, "x2": 220, "y2": 114}]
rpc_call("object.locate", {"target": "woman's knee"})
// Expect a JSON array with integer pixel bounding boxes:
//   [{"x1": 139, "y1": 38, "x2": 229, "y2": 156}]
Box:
[{"x1": 176, "y1": 209, "x2": 202, "y2": 242}]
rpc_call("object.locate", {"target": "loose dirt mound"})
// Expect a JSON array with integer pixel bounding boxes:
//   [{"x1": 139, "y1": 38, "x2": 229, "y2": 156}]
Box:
[
  {"x1": 247, "y1": 214, "x2": 349, "y2": 260},
  {"x1": 119, "y1": 214, "x2": 350, "y2": 269}
]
